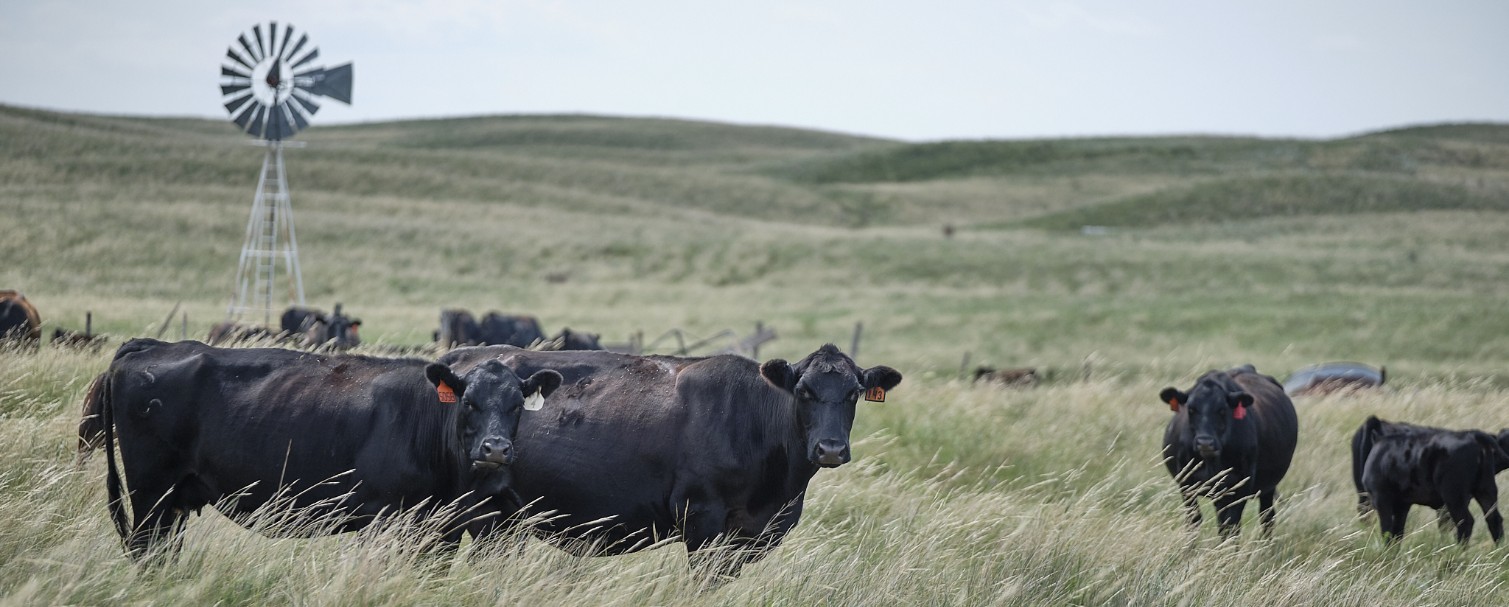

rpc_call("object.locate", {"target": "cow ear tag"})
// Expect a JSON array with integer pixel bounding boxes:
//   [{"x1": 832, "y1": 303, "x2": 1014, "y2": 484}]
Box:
[
  {"x1": 436, "y1": 381, "x2": 458, "y2": 404},
  {"x1": 524, "y1": 392, "x2": 545, "y2": 411},
  {"x1": 865, "y1": 387, "x2": 886, "y2": 402},
  {"x1": 1167, "y1": 399, "x2": 1179, "y2": 412},
  {"x1": 1233, "y1": 404, "x2": 1247, "y2": 420}
]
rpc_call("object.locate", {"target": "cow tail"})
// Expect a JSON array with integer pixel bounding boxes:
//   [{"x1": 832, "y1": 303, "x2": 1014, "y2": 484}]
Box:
[
  {"x1": 101, "y1": 372, "x2": 131, "y2": 543},
  {"x1": 76, "y1": 373, "x2": 108, "y2": 466}
]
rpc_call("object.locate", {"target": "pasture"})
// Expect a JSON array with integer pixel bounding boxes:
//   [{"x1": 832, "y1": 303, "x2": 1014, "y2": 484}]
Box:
[{"x1": 3, "y1": 103, "x2": 1509, "y2": 605}]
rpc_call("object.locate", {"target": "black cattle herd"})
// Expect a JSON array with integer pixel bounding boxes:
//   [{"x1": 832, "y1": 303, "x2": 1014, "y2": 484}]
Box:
[{"x1": 0, "y1": 292, "x2": 1494, "y2": 574}]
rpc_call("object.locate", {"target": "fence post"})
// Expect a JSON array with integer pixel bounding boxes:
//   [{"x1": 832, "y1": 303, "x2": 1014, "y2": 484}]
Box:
[
  {"x1": 960, "y1": 351, "x2": 971, "y2": 380},
  {"x1": 850, "y1": 322, "x2": 863, "y2": 359},
  {"x1": 181, "y1": 312, "x2": 188, "y2": 341},
  {"x1": 85, "y1": 311, "x2": 92, "y2": 337},
  {"x1": 753, "y1": 321, "x2": 764, "y2": 359}
]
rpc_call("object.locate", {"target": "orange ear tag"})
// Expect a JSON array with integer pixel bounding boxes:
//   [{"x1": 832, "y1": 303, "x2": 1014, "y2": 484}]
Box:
[
  {"x1": 1168, "y1": 399, "x2": 1179, "y2": 412},
  {"x1": 865, "y1": 387, "x2": 886, "y2": 402},
  {"x1": 436, "y1": 381, "x2": 457, "y2": 403},
  {"x1": 1233, "y1": 404, "x2": 1247, "y2": 420}
]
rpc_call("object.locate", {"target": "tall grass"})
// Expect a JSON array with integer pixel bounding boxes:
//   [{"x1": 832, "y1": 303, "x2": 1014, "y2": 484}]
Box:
[{"x1": 4, "y1": 106, "x2": 1509, "y2": 605}]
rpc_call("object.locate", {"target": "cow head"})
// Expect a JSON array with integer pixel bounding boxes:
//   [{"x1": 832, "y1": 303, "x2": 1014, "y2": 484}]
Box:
[
  {"x1": 425, "y1": 360, "x2": 562, "y2": 494},
  {"x1": 760, "y1": 344, "x2": 903, "y2": 468},
  {"x1": 1494, "y1": 429, "x2": 1509, "y2": 473},
  {"x1": 1160, "y1": 376, "x2": 1252, "y2": 460}
]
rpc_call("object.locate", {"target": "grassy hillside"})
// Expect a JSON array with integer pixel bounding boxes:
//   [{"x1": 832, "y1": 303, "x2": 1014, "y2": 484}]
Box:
[{"x1": 4, "y1": 104, "x2": 1509, "y2": 605}]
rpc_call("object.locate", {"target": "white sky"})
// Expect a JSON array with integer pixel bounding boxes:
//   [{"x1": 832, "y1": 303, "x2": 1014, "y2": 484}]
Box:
[{"x1": 2, "y1": 0, "x2": 1506, "y2": 141}]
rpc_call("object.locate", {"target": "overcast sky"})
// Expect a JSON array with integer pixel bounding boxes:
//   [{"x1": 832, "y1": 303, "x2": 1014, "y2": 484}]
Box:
[{"x1": 2, "y1": 0, "x2": 1505, "y2": 142}]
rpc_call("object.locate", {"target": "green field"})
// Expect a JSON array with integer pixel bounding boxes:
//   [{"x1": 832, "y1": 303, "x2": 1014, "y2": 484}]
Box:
[{"x1": 4, "y1": 103, "x2": 1509, "y2": 605}]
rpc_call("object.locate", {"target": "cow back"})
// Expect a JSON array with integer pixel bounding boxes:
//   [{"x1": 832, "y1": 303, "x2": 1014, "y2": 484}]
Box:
[
  {"x1": 438, "y1": 346, "x2": 804, "y2": 552},
  {"x1": 1228, "y1": 367, "x2": 1299, "y2": 489}
]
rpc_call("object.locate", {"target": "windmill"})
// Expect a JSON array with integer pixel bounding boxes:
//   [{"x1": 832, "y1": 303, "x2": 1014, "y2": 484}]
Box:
[{"x1": 219, "y1": 21, "x2": 352, "y2": 324}]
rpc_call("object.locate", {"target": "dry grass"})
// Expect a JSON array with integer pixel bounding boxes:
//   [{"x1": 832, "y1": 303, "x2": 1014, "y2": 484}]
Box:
[{"x1": 4, "y1": 107, "x2": 1509, "y2": 605}]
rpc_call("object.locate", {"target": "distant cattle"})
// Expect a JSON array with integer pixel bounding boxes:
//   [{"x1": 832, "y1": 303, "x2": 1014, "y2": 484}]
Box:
[
  {"x1": 92, "y1": 338, "x2": 560, "y2": 560},
  {"x1": 972, "y1": 366, "x2": 1038, "y2": 387},
  {"x1": 0, "y1": 290, "x2": 41, "y2": 343},
  {"x1": 435, "y1": 310, "x2": 601, "y2": 351},
  {"x1": 207, "y1": 304, "x2": 361, "y2": 350},
  {"x1": 1361, "y1": 416, "x2": 1509, "y2": 545},
  {"x1": 551, "y1": 327, "x2": 602, "y2": 351},
  {"x1": 1159, "y1": 365, "x2": 1299, "y2": 538},
  {"x1": 286, "y1": 304, "x2": 362, "y2": 350},
  {"x1": 438, "y1": 343, "x2": 902, "y2": 577},
  {"x1": 436, "y1": 309, "x2": 482, "y2": 349},
  {"x1": 1284, "y1": 362, "x2": 1386, "y2": 396},
  {"x1": 480, "y1": 313, "x2": 545, "y2": 347}
]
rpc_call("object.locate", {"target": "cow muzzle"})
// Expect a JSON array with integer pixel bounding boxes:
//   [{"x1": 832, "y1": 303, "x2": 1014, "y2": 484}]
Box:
[
  {"x1": 474, "y1": 437, "x2": 514, "y2": 470},
  {"x1": 813, "y1": 440, "x2": 850, "y2": 468},
  {"x1": 1194, "y1": 437, "x2": 1220, "y2": 459}
]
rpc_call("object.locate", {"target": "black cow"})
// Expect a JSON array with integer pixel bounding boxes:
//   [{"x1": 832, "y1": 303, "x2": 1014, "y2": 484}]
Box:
[
  {"x1": 92, "y1": 338, "x2": 560, "y2": 561},
  {"x1": 437, "y1": 309, "x2": 482, "y2": 349},
  {"x1": 0, "y1": 290, "x2": 41, "y2": 342},
  {"x1": 479, "y1": 312, "x2": 545, "y2": 347},
  {"x1": 1361, "y1": 418, "x2": 1509, "y2": 545},
  {"x1": 1352, "y1": 416, "x2": 1444, "y2": 516},
  {"x1": 1159, "y1": 365, "x2": 1299, "y2": 538},
  {"x1": 438, "y1": 343, "x2": 902, "y2": 577},
  {"x1": 552, "y1": 327, "x2": 603, "y2": 351},
  {"x1": 286, "y1": 304, "x2": 362, "y2": 350}
]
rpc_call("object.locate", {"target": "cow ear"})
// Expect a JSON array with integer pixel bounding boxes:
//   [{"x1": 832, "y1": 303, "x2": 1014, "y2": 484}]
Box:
[
  {"x1": 1228, "y1": 391, "x2": 1253, "y2": 409},
  {"x1": 760, "y1": 359, "x2": 796, "y2": 392},
  {"x1": 1159, "y1": 388, "x2": 1186, "y2": 410},
  {"x1": 425, "y1": 363, "x2": 465, "y2": 393},
  {"x1": 863, "y1": 365, "x2": 903, "y2": 391},
  {"x1": 523, "y1": 369, "x2": 563, "y2": 398}
]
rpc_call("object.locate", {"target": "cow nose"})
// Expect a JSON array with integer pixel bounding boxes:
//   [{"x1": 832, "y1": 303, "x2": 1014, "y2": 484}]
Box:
[
  {"x1": 480, "y1": 437, "x2": 514, "y2": 465},
  {"x1": 814, "y1": 440, "x2": 850, "y2": 467},
  {"x1": 1194, "y1": 437, "x2": 1218, "y2": 456}
]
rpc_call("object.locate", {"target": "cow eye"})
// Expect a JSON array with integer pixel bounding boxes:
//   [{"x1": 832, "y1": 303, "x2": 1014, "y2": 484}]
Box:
[{"x1": 798, "y1": 387, "x2": 815, "y2": 400}]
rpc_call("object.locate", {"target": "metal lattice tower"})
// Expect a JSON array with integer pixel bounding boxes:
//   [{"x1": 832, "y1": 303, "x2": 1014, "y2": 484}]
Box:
[
  {"x1": 218, "y1": 21, "x2": 352, "y2": 323},
  {"x1": 227, "y1": 142, "x2": 305, "y2": 324}
]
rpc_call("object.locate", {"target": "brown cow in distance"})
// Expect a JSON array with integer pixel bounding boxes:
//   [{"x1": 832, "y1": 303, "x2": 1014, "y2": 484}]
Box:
[{"x1": 0, "y1": 290, "x2": 42, "y2": 343}]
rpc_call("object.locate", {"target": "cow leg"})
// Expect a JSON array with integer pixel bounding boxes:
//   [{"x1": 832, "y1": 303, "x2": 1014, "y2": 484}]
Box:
[
  {"x1": 1434, "y1": 508, "x2": 1453, "y2": 534},
  {"x1": 1443, "y1": 497, "x2": 1475, "y2": 545},
  {"x1": 125, "y1": 481, "x2": 190, "y2": 563},
  {"x1": 1376, "y1": 500, "x2": 1409, "y2": 545},
  {"x1": 1213, "y1": 494, "x2": 1245, "y2": 540},
  {"x1": 1474, "y1": 490, "x2": 1504, "y2": 545},
  {"x1": 1257, "y1": 488, "x2": 1278, "y2": 539},
  {"x1": 674, "y1": 493, "x2": 748, "y2": 582}
]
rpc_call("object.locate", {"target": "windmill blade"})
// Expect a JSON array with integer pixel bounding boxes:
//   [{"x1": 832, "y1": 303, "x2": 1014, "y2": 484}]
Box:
[
  {"x1": 253, "y1": 24, "x2": 267, "y2": 59},
  {"x1": 221, "y1": 90, "x2": 255, "y2": 115},
  {"x1": 266, "y1": 102, "x2": 296, "y2": 141},
  {"x1": 225, "y1": 48, "x2": 253, "y2": 71},
  {"x1": 221, "y1": 85, "x2": 252, "y2": 102},
  {"x1": 296, "y1": 63, "x2": 353, "y2": 104},
  {"x1": 290, "y1": 47, "x2": 320, "y2": 70},
  {"x1": 268, "y1": 22, "x2": 277, "y2": 58},
  {"x1": 287, "y1": 100, "x2": 311, "y2": 131},
  {"x1": 238, "y1": 33, "x2": 260, "y2": 63},
  {"x1": 277, "y1": 24, "x2": 294, "y2": 60},
  {"x1": 231, "y1": 100, "x2": 259, "y2": 131},
  {"x1": 246, "y1": 104, "x2": 267, "y2": 138},
  {"x1": 221, "y1": 65, "x2": 251, "y2": 79},
  {"x1": 286, "y1": 33, "x2": 310, "y2": 63},
  {"x1": 289, "y1": 89, "x2": 321, "y2": 116}
]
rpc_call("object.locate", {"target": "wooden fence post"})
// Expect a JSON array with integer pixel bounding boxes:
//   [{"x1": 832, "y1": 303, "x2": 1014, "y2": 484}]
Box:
[{"x1": 850, "y1": 322, "x2": 863, "y2": 358}]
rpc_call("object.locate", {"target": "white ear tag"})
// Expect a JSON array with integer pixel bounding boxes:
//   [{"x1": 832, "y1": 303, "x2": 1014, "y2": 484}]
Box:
[{"x1": 524, "y1": 392, "x2": 545, "y2": 411}]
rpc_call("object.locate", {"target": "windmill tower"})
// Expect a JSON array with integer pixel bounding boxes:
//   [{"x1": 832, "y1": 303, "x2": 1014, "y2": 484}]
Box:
[{"x1": 218, "y1": 21, "x2": 353, "y2": 324}]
